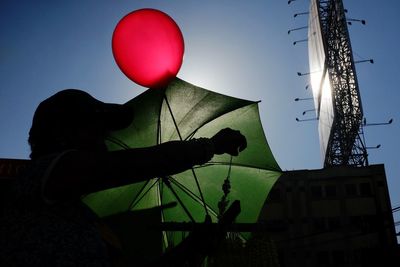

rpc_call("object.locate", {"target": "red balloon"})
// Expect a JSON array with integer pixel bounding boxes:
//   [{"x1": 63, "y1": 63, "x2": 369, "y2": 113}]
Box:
[{"x1": 112, "y1": 9, "x2": 184, "y2": 89}]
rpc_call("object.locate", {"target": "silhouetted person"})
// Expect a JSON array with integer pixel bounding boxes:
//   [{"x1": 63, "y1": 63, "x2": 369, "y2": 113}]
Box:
[{"x1": 0, "y1": 89, "x2": 247, "y2": 266}]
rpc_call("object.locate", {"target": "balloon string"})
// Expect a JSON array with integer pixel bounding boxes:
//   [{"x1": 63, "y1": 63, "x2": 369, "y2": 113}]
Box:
[{"x1": 163, "y1": 95, "x2": 209, "y2": 218}]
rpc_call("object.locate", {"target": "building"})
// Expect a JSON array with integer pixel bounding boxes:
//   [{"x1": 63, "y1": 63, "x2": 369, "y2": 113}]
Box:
[
  {"x1": 0, "y1": 158, "x2": 29, "y2": 211},
  {"x1": 259, "y1": 164, "x2": 398, "y2": 266}
]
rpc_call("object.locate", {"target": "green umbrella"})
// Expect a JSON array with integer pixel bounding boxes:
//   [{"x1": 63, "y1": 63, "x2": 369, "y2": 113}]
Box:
[{"x1": 82, "y1": 78, "x2": 281, "y2": 262}]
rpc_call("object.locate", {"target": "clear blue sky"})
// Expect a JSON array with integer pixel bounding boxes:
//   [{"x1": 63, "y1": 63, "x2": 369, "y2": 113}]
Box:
[{"x1": 1, "y1": 0, "x2": 399, "y2": 237}]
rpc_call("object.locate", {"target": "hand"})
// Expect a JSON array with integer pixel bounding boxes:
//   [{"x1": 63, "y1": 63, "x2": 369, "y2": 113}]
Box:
[{"x1": 210, "y1": 128, "x2": 247, "y2": 156}]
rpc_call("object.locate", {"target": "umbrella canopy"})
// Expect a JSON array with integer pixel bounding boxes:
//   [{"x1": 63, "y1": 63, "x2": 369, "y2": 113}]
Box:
[{"x1": 82, "y1": 78, "x2": 281, "y2": 260}]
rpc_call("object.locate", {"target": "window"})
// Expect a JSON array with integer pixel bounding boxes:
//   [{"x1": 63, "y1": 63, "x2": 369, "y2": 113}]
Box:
[
  {"x1": 360, "y1": 215, "x2": 379, "y2": 231},
  {"x1": 325, "y1": 185, "x2": 337, "y2": 198},
  {"x1": 301, "y1": 218, "x2": 309, "y2": 224},
  {"x1": 332, "y1": 250, "x2": 345, "y2": 265},
  {"x1": 327, "y1": 217, "x2": 341, "y2": 230},
  {"x1": 316, "y1": 251, "x2": 329, "y2": 265},
  {"x1": 359, "y1": 182, "x2": 372, "y2": 196},
  {"x1": 345, "y1": 183, "x2": 357, "y2": 196},
  {"x1": 349, "y1": 216, "x2": 362, "y2": 229},
  {"x1": 313, "y1": 218, "x2": 326, "y2": 231},
  {"x1": 311, "y1": 185, "x2": 322, "y2": 199}
]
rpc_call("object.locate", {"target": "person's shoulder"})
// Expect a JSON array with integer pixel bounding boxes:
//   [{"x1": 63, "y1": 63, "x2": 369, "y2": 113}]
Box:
[{"x1": 16, "y1": 151, "x2": 71, "y2": 196}]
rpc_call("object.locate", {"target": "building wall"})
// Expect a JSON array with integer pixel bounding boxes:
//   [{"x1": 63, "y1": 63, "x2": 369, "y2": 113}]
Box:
[
  {"x1": 259, "y1": 164, "x2": 398, "y2": 267},
  {"x1": 0, "y1": 158, "x2": 29, "y2": 213}
]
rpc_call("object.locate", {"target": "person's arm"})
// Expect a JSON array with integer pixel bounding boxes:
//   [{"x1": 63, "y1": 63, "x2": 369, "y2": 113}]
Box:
[{"x1": 44, "y1": 128, "x2": 246, "y2": 200}]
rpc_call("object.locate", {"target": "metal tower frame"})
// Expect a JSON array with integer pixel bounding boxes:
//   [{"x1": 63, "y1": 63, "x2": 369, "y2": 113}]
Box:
[{"x1": 316, "y1": 0, "x2": 368, "y2": 167}]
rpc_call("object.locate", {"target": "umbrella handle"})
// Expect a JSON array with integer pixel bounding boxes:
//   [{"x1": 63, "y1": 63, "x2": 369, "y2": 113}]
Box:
[{"x1": 219, "y1": 200, "x2": 241, "y2": 227}]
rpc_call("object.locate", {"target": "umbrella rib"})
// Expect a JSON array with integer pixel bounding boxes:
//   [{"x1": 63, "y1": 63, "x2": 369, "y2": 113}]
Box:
[
  {"x1": 183, "y1": 102, "x2": 258, "y2": 141},
  {"x1": 163, "y1": 95, "x2": 183, "y2": 140},
  {"x1": 127, "y1": 179, "x2": 151, "y2": 210},
  {"x1": 158, "y1": 180, "x2": 170, "y2": 250},
  {"x1": 158, "y1": 91, "x2": 172, "y2": 250},
  {"x1": 103, "y1": 136, "x2": 163, "y2": 211},
  {"x1": 186, "y1": 130, "x2": 197, "y2": 140},
  {"x1": 166, "y1": 177, "x2": 249, "y2": 243},
  {"x1": 164, "y1": 92, "x2": 213, "y2": 141},
  {"x1": 157, "y1": 89, "x2": 164, "y2": 145},
  {"x1": 168, "y1": 176, "x2": 219, "y2": 218},
  {"x1": 194, "y1": 161, "x2": 281, "y2": 173},
  {"x1": 171, "y1": 93, "x2": 211, "y2": 140},
  {"x1": 168, "y1": 177, "x2": 254, "y2": 243},
  {"x1": 163, "y1": 176, "x2": 196, "y2": 222},
  {"x1": 105, "y1": 135, "x2": 130, "y2": 150},
  {"x1": 163, "y1": 95, "x2": 210, "y2": 217},
  {"x1": 128, "y1": 178, "x2": 160, "y2": 210}
]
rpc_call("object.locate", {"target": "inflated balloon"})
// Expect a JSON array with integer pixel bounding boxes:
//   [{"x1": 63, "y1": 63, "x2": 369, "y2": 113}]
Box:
[{"x1": 112, "y1": 9, "x2": 184, "y2": 89}]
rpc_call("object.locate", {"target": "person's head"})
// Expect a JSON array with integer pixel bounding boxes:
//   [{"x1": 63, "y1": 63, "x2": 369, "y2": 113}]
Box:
[{"x1": 28, "y1": 89, "x2": 133, "y2": 159}]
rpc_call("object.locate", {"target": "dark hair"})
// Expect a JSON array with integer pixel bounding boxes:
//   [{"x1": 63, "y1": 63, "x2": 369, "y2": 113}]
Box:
[{"x1": 28, "y1": 89, "x2": 133, "y2": 159}]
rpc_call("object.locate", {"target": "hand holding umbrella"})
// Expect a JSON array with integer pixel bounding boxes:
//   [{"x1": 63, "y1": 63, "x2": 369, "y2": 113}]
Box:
[{"x1": 211, "y1": 128, "x2": 247, "y2": 156}]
